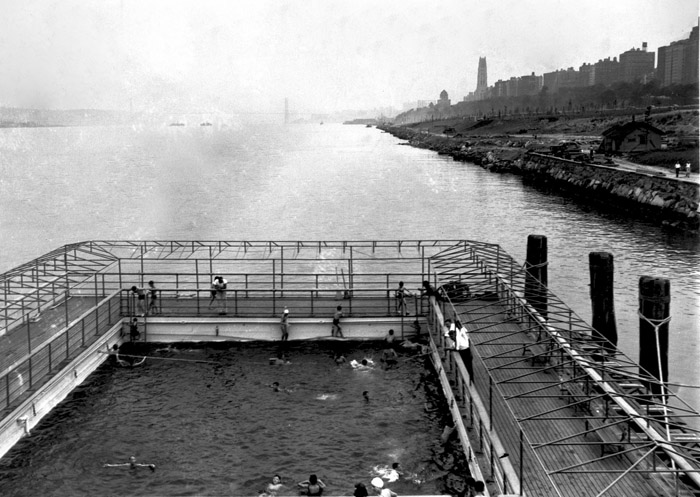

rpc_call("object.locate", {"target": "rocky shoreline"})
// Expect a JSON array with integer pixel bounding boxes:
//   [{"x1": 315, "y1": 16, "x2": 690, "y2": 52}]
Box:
[{"x1": 379, "y1": 124, "x2": 699, "y2": 231}]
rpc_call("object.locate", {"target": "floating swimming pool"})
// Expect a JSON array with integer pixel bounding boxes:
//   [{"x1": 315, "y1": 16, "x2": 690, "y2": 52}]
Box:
[{"x1": 0, "y1": 341, "x2": 457, "y2": 496}]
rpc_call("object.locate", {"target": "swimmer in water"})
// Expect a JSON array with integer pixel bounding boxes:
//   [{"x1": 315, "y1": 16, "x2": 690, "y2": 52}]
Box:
[
  {"x1": 269, "y1": 355, "x2": 291, "y2": 365},
  {"x1": 269, "y1": 382, "x2": 293, "y2": 393},
  {"x1": 350, "y1": 358, "x2": 375, "y2": 369},
  {"x1": 267, "y1": 474, "x2": 284, "y2": 495},
  {"x1": 334, "y1": 353, "x2": 346, "y2": 365},
  {"x1": 298, "y1": 474, "x2": 326, "y2": 496},
  {"x1": 112, "y1": 345, "x2": 146, "y2": 367},
  {"x1": 381, "y1": 348, "x2": 398, "y2": 369},
  {"x1": 103, "y1": 455, "x2": 155, "y2": 471},
  {"x1": 363, "y1": 390, "x2": 370, "y2": 402}
]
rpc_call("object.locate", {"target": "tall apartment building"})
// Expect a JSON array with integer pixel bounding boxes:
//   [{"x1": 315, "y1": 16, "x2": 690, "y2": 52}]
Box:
[
  {"x1": 593, "y1": 57, "x2": 620, "y2": 86},
  {"x1": 518, "y1": 72, "x2": 542, "y2": 96},
  {"x1": 579, "y1": 63, "x2": 595, "y2": 86},
  {"x1": 657, "y1": 25, "x2": 699, "y2": 86},
  {"x1": 543, "y1": 67, "x2": 579, "y2": 92},
  {"x1": 619, "y1": 43, "x2": 655, "y2": 83}
]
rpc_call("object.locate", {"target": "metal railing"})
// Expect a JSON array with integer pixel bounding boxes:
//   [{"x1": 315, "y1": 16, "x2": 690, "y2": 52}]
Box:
[
  {"x1": 427, "y1": 240, "x2": 700, "y2": 496},
  {"x1": 121, "y1": 285, "x2": 427, "y2": 319},
  {"x1": 0, "y1": 292, "x2": 121, "y2": 410}
]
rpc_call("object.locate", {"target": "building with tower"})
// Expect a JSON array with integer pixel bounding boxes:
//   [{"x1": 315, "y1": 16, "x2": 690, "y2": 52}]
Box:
[
  {"x1": 619, "y1": 43, "x2": 655, "y2": 83},
  {"x1": 436, "y1": 90, "x2": 451, "y2": 109},
  {"x1": 475, "y1": 57, "x2": 488, "y2": 100}
]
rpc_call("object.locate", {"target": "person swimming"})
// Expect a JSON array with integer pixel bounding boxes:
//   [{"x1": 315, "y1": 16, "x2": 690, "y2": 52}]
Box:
[
  {"x1": 103, "y1": 455, "x2": 155, "y2": 471},
  {"x1": 381, "y1": 348, "x2": 398, "y2": 369},
  {"x1": 298, "y1": 474, "x2": 325, "y2": 496},
  {"x1": 350, "y1": 358, "x2": 374, "y2": 370},
  {"x1": 372, "y1": 462, "x2": 402, "y2": 482},
  {"x1": 269, "y1": 382, "x2": 293, "y2": 393},
  {"x1": 267, "y1": 474, "x2": 284, "y2": 495}
]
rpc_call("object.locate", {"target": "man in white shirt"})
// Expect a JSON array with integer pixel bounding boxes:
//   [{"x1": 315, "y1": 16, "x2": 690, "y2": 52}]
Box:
[{"x1": 445, "y1": 320, "x2": 474, "y2": 384}]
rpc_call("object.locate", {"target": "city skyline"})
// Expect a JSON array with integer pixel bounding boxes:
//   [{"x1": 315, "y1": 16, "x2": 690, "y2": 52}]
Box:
[{"x1": 0, "y1": 0, "x2": 697, "y2": 116}]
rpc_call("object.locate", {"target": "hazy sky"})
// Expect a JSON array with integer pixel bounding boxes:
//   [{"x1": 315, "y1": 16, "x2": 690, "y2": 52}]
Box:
[{"x1": 0, "y1": 0, "x2": 697, "y2": 114}]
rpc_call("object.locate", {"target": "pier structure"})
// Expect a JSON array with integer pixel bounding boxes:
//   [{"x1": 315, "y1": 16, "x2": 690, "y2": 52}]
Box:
[{"x1": 1, "y1": 240, "x2": 699, "y2": 496}]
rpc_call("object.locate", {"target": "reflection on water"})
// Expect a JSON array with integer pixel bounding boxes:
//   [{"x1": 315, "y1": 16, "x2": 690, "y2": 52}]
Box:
[
  {"x1": 0, "y1": 343, "x2": 448, "y2": 496},
  {"x1": 0, "y1": 123, "x2": 697, "y2": 413}
]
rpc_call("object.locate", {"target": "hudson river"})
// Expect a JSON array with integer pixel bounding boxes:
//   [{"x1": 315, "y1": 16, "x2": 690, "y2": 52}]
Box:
[{"x1": 1, "y1": 120, "x2": 698, "y2": 413}]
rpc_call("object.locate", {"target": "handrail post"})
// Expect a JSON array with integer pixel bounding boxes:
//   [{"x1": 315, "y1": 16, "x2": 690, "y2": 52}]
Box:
[
  {"x1": 489, "y1": 375, "x2": 493, "y2": 428},
  {"x1": 519, "y1": 430, "x2": 524, "y2": 496},
  {"x1": 26, "y1": 316, "x2": 32, "y2": 355}
]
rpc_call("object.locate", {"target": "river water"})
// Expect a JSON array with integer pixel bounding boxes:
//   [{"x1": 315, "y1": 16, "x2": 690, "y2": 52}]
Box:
[{"x1": 0, "y1": 121, "x2": 698, "y2": 461}]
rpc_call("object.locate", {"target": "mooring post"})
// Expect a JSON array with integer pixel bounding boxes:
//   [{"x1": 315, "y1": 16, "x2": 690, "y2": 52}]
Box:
[
  {"x1": 638, "y1": 276, "x2": 670, "y2": 397},
  {"x1": 524, "y1": 235, "x2": 548, "y2": 320},
  {"x1": 589, "y1": 252, "x2": 618, "y2": 354}
]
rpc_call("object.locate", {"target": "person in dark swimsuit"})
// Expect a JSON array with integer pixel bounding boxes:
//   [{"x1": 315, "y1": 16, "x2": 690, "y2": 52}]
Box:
[
  {"x1": 298, "y1": 474, "x2": 326, "y2": 496},
  {"x1": 130, "y1": 285, "x2": 147, "y2": 315},
  {"x1": 147, "y1": 280, "x2": 159, "y2": 315}
]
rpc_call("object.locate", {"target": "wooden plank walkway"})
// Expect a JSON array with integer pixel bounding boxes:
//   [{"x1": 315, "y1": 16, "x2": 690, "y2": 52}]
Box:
[{"x1": 453, "y1": 298, "x2": 694, "y2": 497}]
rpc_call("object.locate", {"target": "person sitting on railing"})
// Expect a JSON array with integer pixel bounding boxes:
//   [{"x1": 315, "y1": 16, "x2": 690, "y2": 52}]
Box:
[{"x1": 421, "y1": 280, "x2": 443, "y2": 303}]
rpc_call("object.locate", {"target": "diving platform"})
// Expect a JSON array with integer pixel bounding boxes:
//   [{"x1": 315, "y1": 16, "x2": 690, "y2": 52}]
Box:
[{"x1": 1, "y1": 240, "x2": 699, "y2": 497}]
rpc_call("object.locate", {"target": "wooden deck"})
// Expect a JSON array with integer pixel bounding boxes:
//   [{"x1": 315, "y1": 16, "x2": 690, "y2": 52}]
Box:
[{"x1": 452, "y1": 298, "x2": 695, "y2": 497}]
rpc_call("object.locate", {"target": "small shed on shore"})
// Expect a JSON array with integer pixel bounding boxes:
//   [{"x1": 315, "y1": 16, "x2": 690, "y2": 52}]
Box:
[{"x1": 598, "y1": 121, "x2": 664, "y2": 154}]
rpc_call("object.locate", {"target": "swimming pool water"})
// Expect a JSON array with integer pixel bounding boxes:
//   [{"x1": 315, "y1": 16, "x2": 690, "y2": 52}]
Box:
[{"x1": 0, "y1": 341, "x2": 455, "y2": 496}]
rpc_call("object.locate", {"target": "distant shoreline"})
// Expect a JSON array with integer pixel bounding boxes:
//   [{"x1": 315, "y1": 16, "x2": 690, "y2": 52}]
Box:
[{"x1": 0, "y1": 122, "x2": 66, "y2": 128}]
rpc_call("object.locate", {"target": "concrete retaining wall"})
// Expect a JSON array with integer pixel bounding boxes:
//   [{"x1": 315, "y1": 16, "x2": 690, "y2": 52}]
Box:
[
  {"x1": 0, "y1": 323, "x2": 123, "y2": 460},
  {"x1": 138, "y1": 317, "x2": 420, "y2": 342},
  {"x1": 522, "y1": 153, "x2": 700, "y2": 229}
]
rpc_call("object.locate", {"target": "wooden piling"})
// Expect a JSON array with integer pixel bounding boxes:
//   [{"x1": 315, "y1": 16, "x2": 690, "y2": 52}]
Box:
[
  {"x1": 589, "y1": 252, "x2": 618, "y2": 354},
  {"x1": 524, "y1": 235, "x2": 548, "y2": 319},
  {"x1": 638, "y1": 276, "x2": 670, "y2": 397}
]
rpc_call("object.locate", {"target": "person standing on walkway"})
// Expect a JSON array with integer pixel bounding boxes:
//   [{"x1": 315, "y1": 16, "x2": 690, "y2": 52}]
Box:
[
  {"x1": 332, "y1": 305, "x2": 344, "y2": 337},
  {"x1": 444, "y1": 321, "x2": 474, "y2": 384},
  {"x1": 130, "y1": 285, "x2": 147, "y2": 316},
  {"x1": 147, "y1": 280, "x2": 159, "y2": 315},
  {"x1": 395, "y1": 281, "x2": 412, "y2": 316},
  {"x1": 208, "y1": 276, "x2": 219, "y2": 309},
  {"x1": 280, "y1": 308, "x2": 290, "y2": 341},
  {"x1": 686, "y1": 162, "x2": 692, "y2": 178},
  {"x1": 675, "y1": 162, "x2": 681, "y2": 178},
  {"x1": 216, "y1": 275, "x2": 228, "y2": 315}
]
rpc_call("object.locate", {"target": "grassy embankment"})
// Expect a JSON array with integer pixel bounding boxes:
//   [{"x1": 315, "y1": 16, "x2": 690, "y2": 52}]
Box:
[{"x1": 400, "y1": 108, "x2": 699, "y2": 171}]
